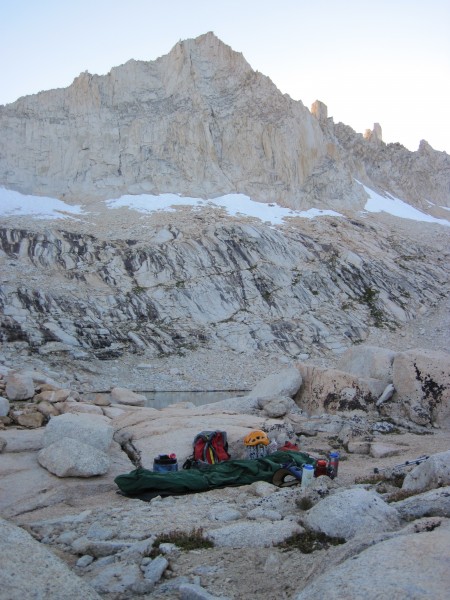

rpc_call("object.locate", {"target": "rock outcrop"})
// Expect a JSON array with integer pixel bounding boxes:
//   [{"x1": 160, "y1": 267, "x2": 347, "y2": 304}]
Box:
[
  {"x1": 0, "y1": 32, "x2": 448, "y2": 215},
  {"x1": 0, "y1": 219, "x2": 448, "y2": 363},
  {"x1": 0, "y1": 33, "x2": 327, "y2": 208},
  {"x1": 0, "y1": 517, "x2": 103, "y2": 599},
  {"x1": 295, "y1": 519, "x2": 450, "y2": 600}
]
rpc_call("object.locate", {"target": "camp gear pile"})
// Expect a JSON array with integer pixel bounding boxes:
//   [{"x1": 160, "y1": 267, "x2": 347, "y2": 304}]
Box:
[{"x1": 115, "y1": 450, "x2": 316, "y2": 499}]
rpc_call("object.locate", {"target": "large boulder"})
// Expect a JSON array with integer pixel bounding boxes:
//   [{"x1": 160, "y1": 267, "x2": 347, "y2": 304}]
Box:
[
  {"x1": 206, "y1": 519, "x2": 302, "y2": 548},
  {"x1": 38, "y1": 437, "x2": 111, "y2": 477},
  {"x1": 295, "y1": 520, "x2": 450, "y2": 600},
  {"x1": 336, "y1": 345, "x2": 396, "y2": 383},
  {"x1": 402, "y1": 450, "x2": 450, "y2": 493},
  {"x1": 247, "y1": 367, "x2": 302, "y2": 399},
  {"x1": 43, "y1": 413, "x2": 113, "y2": 452},
  {"x1": 5, "y1": 371, "x2": 35, "y2": 400},
  {"x1": 295, "y1": 364, "x2": 385, "y2": 415},
  {"x1": 393, "y1": 486, "x2": 450, "y2": 520},
  {"x1": 302, "y1": 488, "x2": 402, "y2": 539},
  {"x1": 110, "y1": 387, "x2": 146, "y2": 406},
  {"x1": 0, "y1": 517, "x2": 102, "y2": 599},
  {"x1": 112, "y1": 406, "x2": 282, "y2": 467},
  {"x1": 389, "y1": 349, "x2": 450, "y2": 427}
]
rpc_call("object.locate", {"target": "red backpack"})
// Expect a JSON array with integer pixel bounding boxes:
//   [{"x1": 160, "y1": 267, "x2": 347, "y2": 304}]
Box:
[{"x1": 192, "y1": 431, "x2": 231, "y2": 465}]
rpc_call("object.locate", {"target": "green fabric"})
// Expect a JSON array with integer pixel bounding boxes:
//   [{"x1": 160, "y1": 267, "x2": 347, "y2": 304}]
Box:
[{"x1": 114, "y1": 451, "x2": 316, "y2": 496}]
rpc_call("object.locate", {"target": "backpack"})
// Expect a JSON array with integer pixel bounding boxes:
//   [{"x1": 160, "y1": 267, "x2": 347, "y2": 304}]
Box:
[{"x1": 184, "y1": 430, "x2": 231, "y2": 468}]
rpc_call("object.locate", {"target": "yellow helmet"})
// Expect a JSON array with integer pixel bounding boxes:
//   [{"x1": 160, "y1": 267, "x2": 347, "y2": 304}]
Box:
[{"x1": 243, "y1": 430, "x2": 270, "y2": 446}]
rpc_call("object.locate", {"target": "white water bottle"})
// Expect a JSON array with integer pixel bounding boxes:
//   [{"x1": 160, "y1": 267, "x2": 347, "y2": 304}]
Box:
[
  {"x1": 300, "y1": 464, "x2": 314, "y2": 489},
  {"x1": 267, "y1": 440, "x2": 278, "y2": 454}
]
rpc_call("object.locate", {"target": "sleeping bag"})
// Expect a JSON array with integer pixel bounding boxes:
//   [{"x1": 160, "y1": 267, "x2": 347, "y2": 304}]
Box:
[{"x1": 115, "y1": 450, "x2": 315, "y2": 499}]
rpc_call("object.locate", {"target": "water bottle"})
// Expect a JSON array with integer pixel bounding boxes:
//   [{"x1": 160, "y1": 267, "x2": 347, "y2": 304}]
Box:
[
  {"x1": 328, "y1": 452, "x2": 340, "y2": 478},
  {"x1": 300, "y1": 464, "x2": 314, "y2": 489},
  {"x1": 267, "y1": 440, "x2": 278, "y2": 454},
  {"x1": 314, "y1": 459, "x2": 328, "y2": 477}
]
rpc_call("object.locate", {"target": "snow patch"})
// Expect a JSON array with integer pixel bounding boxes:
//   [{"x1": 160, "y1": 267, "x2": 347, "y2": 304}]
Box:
[
  {"x1": 357, "y1": 182, "x2": 450, "y2": 227},
  {"x1": 0, "y1": 187, "x2": 85, "y2": 219},
  {"x1": 105, "y1": 192, "x2": 343, "y2": 225}
]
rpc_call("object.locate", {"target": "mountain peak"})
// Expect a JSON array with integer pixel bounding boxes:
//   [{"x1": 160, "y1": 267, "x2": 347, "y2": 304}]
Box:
[{"x1": 164, "y1": 31, "x2": 249, "y2": 75}]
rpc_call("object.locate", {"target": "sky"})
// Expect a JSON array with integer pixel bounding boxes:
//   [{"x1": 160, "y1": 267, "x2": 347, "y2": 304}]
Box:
[{"x1": 0, "y1": 0, "x2": 449, "y2": 153}]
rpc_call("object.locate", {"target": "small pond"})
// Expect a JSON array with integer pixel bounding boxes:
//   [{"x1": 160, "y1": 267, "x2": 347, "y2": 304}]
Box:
[{"x1": 142, "y1": 390, "x2": 247, "y2": 409}]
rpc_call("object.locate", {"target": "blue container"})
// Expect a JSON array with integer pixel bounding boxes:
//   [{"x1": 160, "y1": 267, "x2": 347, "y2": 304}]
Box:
[
  {"x1": 153, "y1": 455, "x2": 178, "y2": 473},
  {"x1": 329, "y1": 452, "x2": 340, "y2": 478}
]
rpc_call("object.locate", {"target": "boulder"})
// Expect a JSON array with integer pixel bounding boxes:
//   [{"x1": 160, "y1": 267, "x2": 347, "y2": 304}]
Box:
[
  {"x1": 390, "y1": 349, "x2": 450, "y2": 426},
  {"x1": 393, "y1": 486, "x2": 450, "y2": 520},
  {"x1": 336, "y1": 345, "x2": 396, "y2": 383},
  {"x1": 295, "y1": 364, "x2": 385, "y2": 415},
  {"x1": 347, "y1": 440, "x2": 370, "y2": 454},
  {"x1": 92, "y1": 393, "x2": 111, "y2": 406},
  {"x1": 369, "y1": 442, "x2": 402, "y2": 459},
  {"x1": 36, "y1": 400, "x2": 60, "y2": 418},
  {"x1": 38, "y1": 437, "x2": 111, "y2": 477},
  {"x1": 0, "y1": 427, "x2": 44, "y2": 452},
  {"x1": 402, "y1": 450, "x2": 450, "y2": 492},
  {"x1": 295, "y1": 520, "x2": 450, "y2": 600},
  {"x1": 206, "y1": 519, "x2": 302, "y2": 548},
  {"x1": 86, "y1": 561, "x2": 154, "y2": 596},
  {"x1": 201, "y1": 395, "x2": 259, "y2": 415},
  {"x1": 43, "y1": 413, "x2": 113, "y2": 452},
  {"x1": 61, "y1": 402, "x2": 105, "y2": 416},
  {"x1": 0, "y1": 517, "x2": 102, "y2": 599},
  {"x1": 34, "y1": 389, "x2": 72, "y2": 403},
  {"x1": 110, "y1": 387, "x2": 146, "y2": 406},
  {"x1": 5, "y1": 372, "x2": 35, "y2": 400},
  {"x1": 0, "y1": 396, "x2": 10, "y2": 417},
  {"x1": 15, "y1": 410, "x2": 45, "y2": 428},
  {"x1": 257, "y1": 395, "x2": 297, "y2": 418},
  {"x1": 247, "y1": 367, "x2": 302, "y2": 399},
  {"x1": 111, "y1": 406, "x2": 278, "y2": 467},
  {"x1": 302, "y1": 488, "x2": 402, "y2": 539}
]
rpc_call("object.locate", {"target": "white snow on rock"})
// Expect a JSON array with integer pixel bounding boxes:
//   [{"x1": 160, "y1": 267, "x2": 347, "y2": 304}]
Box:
[
  {"x1": 0, "y1": 187, "x2": 85, "y2": 219},
  {"x1": 360, "y1": 182, "x2": 450, "y2": 226}
]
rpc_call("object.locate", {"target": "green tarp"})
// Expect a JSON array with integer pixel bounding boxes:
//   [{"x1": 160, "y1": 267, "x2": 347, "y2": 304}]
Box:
[{"x1": 115, "y1": 451, "x2": 316, "y2": 498}]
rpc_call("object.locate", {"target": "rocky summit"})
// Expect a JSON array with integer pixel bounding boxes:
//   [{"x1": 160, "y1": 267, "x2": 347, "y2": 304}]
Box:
[{"x1": 0, "y1": 32, "x2": 449, "y2": 600}]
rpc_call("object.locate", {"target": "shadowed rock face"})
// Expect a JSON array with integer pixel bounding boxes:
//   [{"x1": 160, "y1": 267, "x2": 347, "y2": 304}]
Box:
[{"x1": 0, "y1": 217, "x2": 447, "y2": 361}]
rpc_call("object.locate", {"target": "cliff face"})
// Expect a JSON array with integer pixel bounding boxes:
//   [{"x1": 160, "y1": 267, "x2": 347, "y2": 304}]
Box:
[
  {"x1": 1, "y1": 217, "x2": 447, "y2": 361},
  {"x1": 0, "y1": 33, "x2": 327, "y2": 207},
  {"x1": 3, "y1": 32, "x2": 447, "y2": 214}
]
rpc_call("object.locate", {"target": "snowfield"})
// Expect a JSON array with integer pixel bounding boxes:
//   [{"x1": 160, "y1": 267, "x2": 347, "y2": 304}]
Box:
[{"x1": 0, "y1": 185, "x2": 449, "y2": 227}]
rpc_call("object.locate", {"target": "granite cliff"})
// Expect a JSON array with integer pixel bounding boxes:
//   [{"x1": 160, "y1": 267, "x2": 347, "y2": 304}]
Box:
[
  {"x1": 1, "y1": 32, "x2": 448, "y2": 213},
  {"x1": 0, "y1": 32, "x2": 449, "y2": 381}
]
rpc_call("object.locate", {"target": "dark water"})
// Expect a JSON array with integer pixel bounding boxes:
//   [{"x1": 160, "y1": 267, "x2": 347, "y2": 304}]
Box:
[{"x1": 142, "y1": 390, "x2": 247, "y2": 409}]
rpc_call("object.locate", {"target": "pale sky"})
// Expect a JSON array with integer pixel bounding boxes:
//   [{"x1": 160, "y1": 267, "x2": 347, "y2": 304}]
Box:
[{"x1": 1, "y1": 0, "x2": 449, "y2": 153}]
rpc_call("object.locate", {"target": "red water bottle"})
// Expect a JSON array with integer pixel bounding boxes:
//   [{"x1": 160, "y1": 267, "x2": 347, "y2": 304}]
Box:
[{"x1": 314, "y1": 459, "x2": 328, "y2": 477}]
